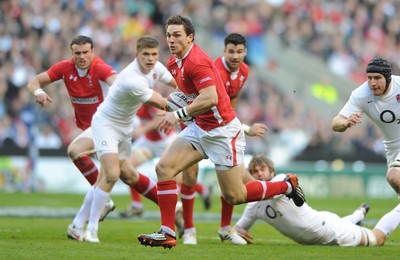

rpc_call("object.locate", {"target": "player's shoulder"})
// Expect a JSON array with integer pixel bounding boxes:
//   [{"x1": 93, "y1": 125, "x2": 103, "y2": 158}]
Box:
[
  {"x1": 351, "y1": 81, "x2": 372, "y2": 100},
  {"x1": 391, "y1": 75, "x2": 400, "y2": 88},
  {"x1": 213, "y1": 56, "x2": 223, "y2": 65},
  {"x1": 91, "y1": 56, "x2": 114, "y2": 69},
  {"x1": 154, "y1": 61, "x2": 168, "y2": 71},
  {"x1": 187, "y1": 44, "x2": 212, "y2": 64}
]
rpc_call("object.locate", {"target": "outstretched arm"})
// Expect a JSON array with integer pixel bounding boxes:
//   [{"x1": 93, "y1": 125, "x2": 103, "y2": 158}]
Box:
[
  {"x1": 27, "y1": 72, "x2": 53, "y2": 107},
  {"x1": 332, "y1": 113, "x2": 362, "y2": 132}
]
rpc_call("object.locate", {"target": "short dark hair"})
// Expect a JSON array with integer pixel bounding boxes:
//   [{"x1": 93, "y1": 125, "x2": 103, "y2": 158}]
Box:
[
  {"x1": 136, "y1": 36, "x2": 160, "y2": 53},
  {"x1": 224, "y1": 33, "x2": 247, "y2": 48},
  {"x1": 165, "y1": 15, "x2": 195, "y2": 41},
  {"x1": 70, "y1": 35, "x2": 93, "y2": 49}
]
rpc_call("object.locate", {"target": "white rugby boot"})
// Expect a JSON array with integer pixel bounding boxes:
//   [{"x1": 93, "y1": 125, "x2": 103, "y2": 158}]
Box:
[
  {"x1": 67, "y1": 224, "x2": 84, "y2": 242},
  {"x1": 218, "y1": 226, "x2": 247, "y2": 245}
]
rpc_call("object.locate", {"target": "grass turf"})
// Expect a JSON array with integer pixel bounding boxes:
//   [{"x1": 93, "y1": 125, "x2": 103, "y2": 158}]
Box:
[{"x1": 1, "y1": 192, "x2": 399, "y2": 259}]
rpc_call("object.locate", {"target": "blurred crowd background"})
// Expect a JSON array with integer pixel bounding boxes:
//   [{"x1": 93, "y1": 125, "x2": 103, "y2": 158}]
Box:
[{"x1": 1, "y1": 0, "x2": 397, "y2": 165}]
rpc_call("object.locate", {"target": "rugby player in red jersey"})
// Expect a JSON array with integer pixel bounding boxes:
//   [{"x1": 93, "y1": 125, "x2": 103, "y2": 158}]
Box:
[{"x1": 138, "y1": 15, "x2": 303, "y2": 248}]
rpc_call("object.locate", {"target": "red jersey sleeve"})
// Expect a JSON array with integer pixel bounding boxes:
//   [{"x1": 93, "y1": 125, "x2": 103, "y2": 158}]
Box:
[
  {"x1": 46, "y1": 60, "x2": 71, "y2": 82},
  {"x1": 91, "y1": 58, "x2": 117, "y2": 82}
]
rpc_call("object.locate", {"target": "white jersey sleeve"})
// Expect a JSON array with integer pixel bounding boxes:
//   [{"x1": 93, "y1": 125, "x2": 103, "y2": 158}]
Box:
[
  {"x1": 235, "y1": 202, "x2": 259, "y2": 231},
  {"x1": 155, "y1": 61, "x2": 173, "y2": 85},
  {"x1": 96, "y1": 59, "x2": 170, "y2": 126}
]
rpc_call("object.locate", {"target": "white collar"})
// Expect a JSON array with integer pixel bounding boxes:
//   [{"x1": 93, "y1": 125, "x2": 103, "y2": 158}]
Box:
[{"x1": 76, "y1": 66, "x2": 88, "y2": 77}]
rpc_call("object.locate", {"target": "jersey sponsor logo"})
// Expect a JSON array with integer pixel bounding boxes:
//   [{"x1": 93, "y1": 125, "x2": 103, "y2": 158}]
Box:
[
  {"x1": 71, "y1": 96, "x2": 99, "y2": 104},
  {"x1": 200, "y1": 76, "x2": 212, "y2": 84}
]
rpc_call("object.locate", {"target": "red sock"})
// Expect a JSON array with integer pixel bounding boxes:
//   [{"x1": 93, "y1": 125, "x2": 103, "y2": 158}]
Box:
[
  {"x1": 129, "y1": 187, "x2": 142, "y2": 203},
  {"x1": 245, "y1": 180, "x2": 288, "y2": 202},
  {"x1": 220, "y1": 196, "x2": 234, "y2": 227},
  {"x1": 133, "y1": 173, "x2": 158, "y2": 204},
  {"x1": 73, "y1": 156, "x2": 98, "y2": 185},
  {"x1": 180, "y1": 183, "x2": 196, "y2": 229},
  {"x1": 157, "y1": 180, "x2": 178, "y2": 231},
  {"x1": 194, "y1": 183, "x2": 204, "y2": 195}
]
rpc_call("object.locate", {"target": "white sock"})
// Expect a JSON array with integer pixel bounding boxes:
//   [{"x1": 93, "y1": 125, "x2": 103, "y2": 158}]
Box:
[
  {"x1": 374, "y1": 204, "x2": 400, "y2": 237},
  {"x1": 73, "y1": 187, "x2": 94, "y2": 228},
  {"x1": 131, "y1": 201, "x2": 144, "y2": 208},
  {"x1": 87, "y1": 186, "x2": 110, "y2": 231},
  {"x1": 342, "y1": 208, "x2": 365, "y2": 224},
  {"x1": 285, "y1": 181, "x2": 293, "y2": 194}
]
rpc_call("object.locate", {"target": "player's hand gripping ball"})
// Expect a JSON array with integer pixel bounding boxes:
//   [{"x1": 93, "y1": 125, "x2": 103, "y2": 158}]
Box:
[{"x1": 165, "y1": 92, "x2": 193, "y2": 122}]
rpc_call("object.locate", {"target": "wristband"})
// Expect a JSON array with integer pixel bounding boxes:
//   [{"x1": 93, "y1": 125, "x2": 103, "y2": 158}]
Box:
[
  {"x1": 33, "y1": 88, "x2": 46, "y2": 96},
  {"x1": 242, "y1": 124, "x2": 250, "y2": 134},
  {"x1": 173, "y1": 107, "x2": 191, "y2": 121}
]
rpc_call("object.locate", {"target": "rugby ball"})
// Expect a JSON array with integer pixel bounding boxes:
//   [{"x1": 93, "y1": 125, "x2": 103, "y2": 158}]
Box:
[{"x1": 166, "y1": 92, "x2": 190, "y2": 112}]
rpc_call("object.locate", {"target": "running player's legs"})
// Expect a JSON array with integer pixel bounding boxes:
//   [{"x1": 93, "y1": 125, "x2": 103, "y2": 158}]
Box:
[
  {"x1": 199, "y1": 118, "x2": 247, "y2": 204},
  {"x1": 68, "y1": 128, "x2": 99, "y2": 185},
  {"x1": 68, "y1": 128, "x2": 95, "y2": 159},
  {"x1": 216, "y1": 165, "x2": 248, "y2": 204},
  {"x1": 93, "y1": 116, "x2": 132, "y2": 191}
]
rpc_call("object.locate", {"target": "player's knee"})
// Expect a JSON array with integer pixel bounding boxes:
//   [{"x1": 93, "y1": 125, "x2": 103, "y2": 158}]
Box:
[
  {"x1": 386, "y1": 167, "x2": 400, "y2": 188},
  {"x1": 67, "y1": 143, "x2": 78, "y2": 160},
  {"x1": 373, "y1": 229, "x2": 386, "y2": 246},
  {"x1": 67, "y1": 141, "x2": 88, "y2": 160},
  {"x1": 221, "y1": 192, "x2": 246, "y2": 205},
  {"x1": 155, "y1": 161, "x2": 174, "y2": 180},
  {"x1": 361, "y1": 228, "x2": 380, "y2": 247},
  {"x1": 120, "y1": 163, "x2": 139, "y2": 185}
]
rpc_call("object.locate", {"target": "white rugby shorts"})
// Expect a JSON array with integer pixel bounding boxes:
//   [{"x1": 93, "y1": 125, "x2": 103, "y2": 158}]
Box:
[
  {"x1": 179, "y1": 117, "x2": 245, "y2": 167},
  {"x1": 319, "y1": 211, "x2": 362, "y2": 246},
  {"x1": 92, "y1": 114, "x2": 133, "y2": 159}
]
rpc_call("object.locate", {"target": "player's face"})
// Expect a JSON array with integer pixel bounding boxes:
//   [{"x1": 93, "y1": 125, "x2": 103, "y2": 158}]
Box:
[
  {"x1": 166, "y1": 24, "x2": 194, "y2": 59},
  {"x1": 71, "y1": 43, "x2": 94, "y2": 70},
  {"x1": 367, "y1": 73, "x2": 387, "y2": 96},
  {"x1": 136, "y1": 47, "x2": 159, "y2": 74},
  {"x1": 224, "y1": 43, "x2": 247, "y2": 72},
  {"x1": 250, "y1": 164, "x2": 274, "y2": 181}
]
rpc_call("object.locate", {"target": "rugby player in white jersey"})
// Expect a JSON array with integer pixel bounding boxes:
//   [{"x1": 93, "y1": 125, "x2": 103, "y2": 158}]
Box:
[
  {"x1": 234, "y1": 154, "x2": 400, "y2": 246},
  {"x1": 332, "y1": 57, "x2": 400, "y2": 197},
  {"x1": 67, "y1": 35, "x2": 177, "y2": 243}
]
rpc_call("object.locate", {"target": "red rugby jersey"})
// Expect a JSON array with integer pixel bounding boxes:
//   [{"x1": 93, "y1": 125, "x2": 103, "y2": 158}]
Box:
[
  {"x1": 46, "y1": 56, "x2": 117, "y2": 130},
  {"x1": 167, "y1": 44, "x2": 236, "y2": 131},
  {"x1": 213, "y1": 56, "x2": 249, "y2": 101}
]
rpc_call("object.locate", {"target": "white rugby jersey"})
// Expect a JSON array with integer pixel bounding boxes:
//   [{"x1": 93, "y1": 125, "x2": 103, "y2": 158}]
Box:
[
  {"x1": 235, "y1": 174, "x2": 362, "y2": 246},
  {"x1": 95, "y1": 59, "x2": 172, "y2": 126},
  {"x1": 339, "y1": 75, "x2": 400, "y2": 151}
]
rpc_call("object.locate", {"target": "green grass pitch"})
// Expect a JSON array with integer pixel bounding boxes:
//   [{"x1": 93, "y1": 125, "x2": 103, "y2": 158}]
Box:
[{"x1": 0, "y1": 192, "x2": 399, "y2": 259}]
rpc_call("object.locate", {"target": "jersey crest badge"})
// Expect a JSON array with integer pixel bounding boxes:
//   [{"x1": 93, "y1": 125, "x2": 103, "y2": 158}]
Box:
[{"x1": 396, "y1": 94, "x2": 400, "y2": 102}]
